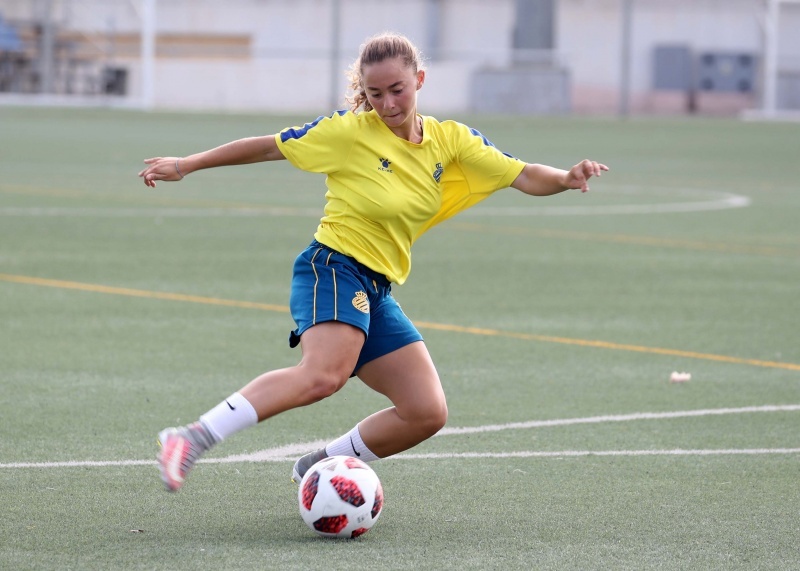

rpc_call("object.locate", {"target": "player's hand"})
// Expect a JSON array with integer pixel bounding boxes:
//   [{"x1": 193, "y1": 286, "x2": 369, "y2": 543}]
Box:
[
  {"x1": 138, "y1": 157, "x2": 185, "y2": 188},
  {"x1": 565, "y1": 159, "x2": 609, "y2": 193}
]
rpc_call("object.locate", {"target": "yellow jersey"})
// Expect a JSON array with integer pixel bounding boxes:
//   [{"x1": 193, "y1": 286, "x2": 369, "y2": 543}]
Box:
[{"x1": 275, "y1": 109, "x2": 524, "y2": 284}]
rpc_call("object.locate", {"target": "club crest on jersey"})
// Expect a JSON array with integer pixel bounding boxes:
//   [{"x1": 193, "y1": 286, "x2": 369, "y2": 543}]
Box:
[
  {"x1": 352, "y1": 291, "x2": 370, "y2": 313},
  {"x1": 432, "y1": 162, "x2": 443, "y2": 183},
  {"x1": 378, "y1": 157, "x2": 393, "y2": 173}
]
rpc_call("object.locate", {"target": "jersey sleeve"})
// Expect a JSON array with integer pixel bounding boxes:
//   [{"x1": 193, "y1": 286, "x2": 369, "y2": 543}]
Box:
[
  {"x1": 275, "y1": 110, "x2": 357, "y2": 174},
  {"x1": 416, "y1": 122, "x2": 525, "y2": 237},
  {"x1": 452, "y1": 124, "x2": 524, "y2": 193}
]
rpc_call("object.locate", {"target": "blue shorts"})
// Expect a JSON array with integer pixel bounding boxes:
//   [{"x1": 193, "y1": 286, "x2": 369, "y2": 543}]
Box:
[{"x1": 288, "y1": 240, "x2": 423, "y2": 374}]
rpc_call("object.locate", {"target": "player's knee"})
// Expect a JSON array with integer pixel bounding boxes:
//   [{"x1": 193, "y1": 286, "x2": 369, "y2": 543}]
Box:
[
  {"x1": 304, "y1": 369, "x2": 349, "y2": 401},
  {"x1": 427, "y1": 399, "x2": 449, "y2": 434},
  {"x1": 411, "y1": 396, "x2": 448, "y2": 438}
]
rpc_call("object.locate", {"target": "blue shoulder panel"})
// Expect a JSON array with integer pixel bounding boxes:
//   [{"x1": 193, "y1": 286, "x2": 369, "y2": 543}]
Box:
[
  {"x1": 469, "y1": 127, "x2": 516, "y2": 159},
  {"x1": 280, "y1": 110, "x2": 348, "y2": 143}
]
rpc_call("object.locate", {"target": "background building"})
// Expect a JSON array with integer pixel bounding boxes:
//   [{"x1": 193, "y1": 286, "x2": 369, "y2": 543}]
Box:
[{"x1": 0, "y1": 0, "x2": 798, "y2": 117}]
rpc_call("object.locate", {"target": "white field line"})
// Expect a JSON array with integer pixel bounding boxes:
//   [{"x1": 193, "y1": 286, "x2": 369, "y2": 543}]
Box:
[
  {"x1": 0, "y1": 189, "x2": 750, "y2": 218},
  {"x1": 466, "y1": 196, "x2": 750, "y2": 216},
  {"x1": 0, "y1": 206, "x2": 322, "y2": 218},
  {"x1": 396, "y1": 448, "x2": 800, "y2": 460},
  {"x1": 465, "y1": 189, "x2": 750, "y2": 216},
  {"x1": 3, "y1": 448, "x2": 799, "y2": 470},
  {"x1": 435, "y1": 404, "x2": 800, "y2": 435},
  {"x1": 1, "y1": 405, "x2": 798, "y2": 470}
]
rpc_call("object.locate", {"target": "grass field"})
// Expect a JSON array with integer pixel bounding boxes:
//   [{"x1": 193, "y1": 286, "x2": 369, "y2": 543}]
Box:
[{"x1": 1, "y1": 106, "x2": 799, "y2": 570}]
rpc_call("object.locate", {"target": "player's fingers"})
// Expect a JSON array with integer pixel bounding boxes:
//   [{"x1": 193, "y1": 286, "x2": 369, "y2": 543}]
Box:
[
  {"x1": 581, "y1": 159, "x2": 607, "y2": 178},
  {"x1": 572, "y1": 171, "x2": 589, "y2": 193},
  {"x1": 139, "y1": 158, "x2": 162, "y2": 179},
  {"x1": 144, "y1": 172, "x2": 161, "y2": 187}
]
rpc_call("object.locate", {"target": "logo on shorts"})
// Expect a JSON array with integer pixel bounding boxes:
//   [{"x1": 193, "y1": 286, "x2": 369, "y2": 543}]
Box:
[{"x1": 352, "y1": 291, "x2": 370, "y2": 313}]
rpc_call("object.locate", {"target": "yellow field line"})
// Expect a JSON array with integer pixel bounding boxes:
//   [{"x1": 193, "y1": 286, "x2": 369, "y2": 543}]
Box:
[
  {"x1": 2, "y1": 272, "x2": 798, "y2": 372},
  {"x1": 0, "y1": 273, "x2": 288, "y2": 313},
  {"x1": 414, "y1": 321, "x2": 800, "y2": 371}
]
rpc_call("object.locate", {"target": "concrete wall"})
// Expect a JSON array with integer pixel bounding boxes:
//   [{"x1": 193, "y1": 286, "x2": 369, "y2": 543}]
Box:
[
  {"x1": 560, "y1": 0, "x2": 767, "y2": 114},
  {"x1": 2, "y1": 0, "x2": 798, "y2": 115}
]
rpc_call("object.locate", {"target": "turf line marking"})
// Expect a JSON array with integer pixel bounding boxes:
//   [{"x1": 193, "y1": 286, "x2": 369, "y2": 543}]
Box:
[
  {"x1": 3, "y1": 186, "x2": 790, "y2": 257},
  {"x1": 218, "y1": 404, "x2": 800, "y2": 463},
  {"x1": 0, "y1": 185, "x2": 751, "y2": 217},
  {"x1": 460, "y1": 188, "x2": 751, "y2": 216},
  {"x1": 3, "y1": 449, "x2": 799, "y2": 470},
  {"x1": 0, "y1": 206, "x2": 322, "y2": 217},
  {"x1": 0, "y1": 273, "x2": 289, "y2": 313},
  {"x1": 395, "y1": 448, "x2": 800, "y2": 460},
  {"x1": 2, "y1": 272, "x2": 799, "y2": 371},
  {"x1": 0, "y1": 460, "x2": 157, "y2": 469},
  {"x1": 0, "y1": 183, "x2": 321, "y2": 214},
  {"x1": 447, "y1": 223, "x2": 795, "y2": 257},
  {"x1": 2, "y1": 405, "x2": 798, "y2": 469},
  {"x1": 436, "y1": 404, "x2": 800, "y2": 435},
  {"x1": 414, "y1": 320, "x2": 800, "y2": 371}
]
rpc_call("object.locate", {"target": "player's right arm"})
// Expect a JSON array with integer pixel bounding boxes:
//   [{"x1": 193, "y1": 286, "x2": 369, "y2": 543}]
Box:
[{"x1": 139, "y1": 135, "x2": 285, "y2": 187}]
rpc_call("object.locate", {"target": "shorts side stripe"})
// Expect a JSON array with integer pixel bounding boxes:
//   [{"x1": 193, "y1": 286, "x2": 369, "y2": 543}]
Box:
[
  {"x1": 332, "y1": 268, "x2": 337, "y2": 320},
  {"x1": 310, "y1": 248, "x2": 323, "y2": 325},
  {"x1": 325, "y1": 252, "x2": 337, "y2": 321},
  {"x1": 311, "y1": 263, "x2": 319, "y2": 325}
]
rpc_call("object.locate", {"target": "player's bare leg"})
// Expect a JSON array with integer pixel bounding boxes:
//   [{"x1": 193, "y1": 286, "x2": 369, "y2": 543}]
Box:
[
  {"x1": 354, "y1": 341, "x2": 448, "y2": 457},
  {"x1": 239, "y1": 322, "x2": 364, "y2": 420},
  {"x1": 292, "y1": 341, "x2": 447, "y2": 481}
]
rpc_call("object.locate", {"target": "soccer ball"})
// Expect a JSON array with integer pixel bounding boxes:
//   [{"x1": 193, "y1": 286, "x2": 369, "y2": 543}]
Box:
[{"x1": 298, "y1": 455, "x2": 384, "y2": 538}]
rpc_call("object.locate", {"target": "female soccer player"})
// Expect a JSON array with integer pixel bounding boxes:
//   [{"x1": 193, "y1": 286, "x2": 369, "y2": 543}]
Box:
[{"x1": 139, "y1": 32, "x2": 608, "y2": 492}]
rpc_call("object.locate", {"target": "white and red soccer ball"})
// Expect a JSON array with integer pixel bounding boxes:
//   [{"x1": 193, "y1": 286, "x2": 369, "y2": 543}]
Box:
[{"x1": 298, "y1": 455, "x2": 384, "y2": 538}]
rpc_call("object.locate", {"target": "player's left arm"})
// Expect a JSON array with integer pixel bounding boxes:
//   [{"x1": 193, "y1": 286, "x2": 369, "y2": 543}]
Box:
[{"x1": 511, "y1": 160, "x2": 609, "y2": 196}]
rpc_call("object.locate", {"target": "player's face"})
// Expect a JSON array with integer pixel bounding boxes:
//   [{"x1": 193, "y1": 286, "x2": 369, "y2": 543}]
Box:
[{"x1": 362, "y1": 57, "x2": 424, "y2": 134}]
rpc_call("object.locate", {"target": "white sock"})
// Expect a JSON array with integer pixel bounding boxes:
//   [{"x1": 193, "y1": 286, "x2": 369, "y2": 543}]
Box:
[
  {"x1": 325, "y1": 424, "x2": 380, "y2": 462},
  {"x1": 199, "y1": 392, "x2": 258, "y2": 442}
]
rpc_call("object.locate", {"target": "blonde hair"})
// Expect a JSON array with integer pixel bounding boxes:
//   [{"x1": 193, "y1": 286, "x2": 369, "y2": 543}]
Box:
[{"x1": 345, "y1": 33, "x2": 425, "y2": 112}]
